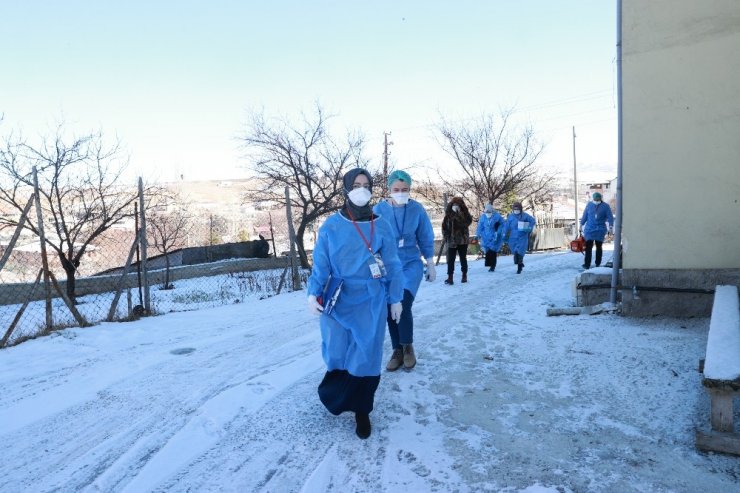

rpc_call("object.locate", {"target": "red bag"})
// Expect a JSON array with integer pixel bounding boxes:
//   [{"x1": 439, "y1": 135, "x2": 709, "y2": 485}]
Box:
[{"x1": 570, "y1": 235, "x2": 585, "y2": 253}]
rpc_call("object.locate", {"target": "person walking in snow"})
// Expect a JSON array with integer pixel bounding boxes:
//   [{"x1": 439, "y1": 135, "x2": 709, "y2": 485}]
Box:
[
  {"x1": 441, "y1": 196, "x2": 473, "y2": 285},
  {"x1": 373, "y1": 170, "x2": 436, "y2": 372},
  {"x1": 476, "y1": 203, "x2": 504, "y2": 272},
  {"x1": 501, "y1": 201, "x2": 536, "y2": 274},
  {"x1": 579, "y1": 192, "x2": 614, "y2": 269},
  {"x1": 307, "y1": 168, "x2": 404, "y2": 439}
]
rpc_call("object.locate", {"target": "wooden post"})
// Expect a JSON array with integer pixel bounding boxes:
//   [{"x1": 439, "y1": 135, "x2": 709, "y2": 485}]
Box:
[
  {"x1": 47, "y1": 271, "x2": 88, "y2": 327},
  {"x1": 32, "y1": 167, "x2": 53, "y2": 333},
  {"x1": 0, "y1": 269, "x2": 43, "y2": 348},
  {"x1": 268, "y1": 211, "x2": 278, "y2": 257},
  {"x1": 107, "y1": 230, "x2": 142, "y2": 321},
  {"x1": 138, "y1": 178, "x2": 151, "y2": 314},
  {"x1": 284, "y1": 187, "x2": 301, "y2": 291},
  {"x1": 0, "y1": 195, "x2": 35, "y2": 273}
]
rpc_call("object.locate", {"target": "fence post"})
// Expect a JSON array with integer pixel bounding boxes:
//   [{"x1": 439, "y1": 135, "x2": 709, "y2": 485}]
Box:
[
  {"x1": 32, "y1": 167, "x2": 53, "y2": 332},
  {"x1": 284, "y1": 187, "x2": 301, "y2": 291},
  {"x1": 138, "y1": 178, "x2": 151, "y2": 314}
]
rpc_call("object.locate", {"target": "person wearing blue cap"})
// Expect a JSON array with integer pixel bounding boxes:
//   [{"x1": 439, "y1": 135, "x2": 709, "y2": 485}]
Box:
[
  {"x1": 476, "y1": 203, "x2": 504, "y2": 272},
  {"x1": 501, "y1": 201, "x2": 536, "y2": 274},
  {"x1": 579, "y1": 192, "x2": 614, "y2": 269},
  {"x1": 307, "y1": 168, "x2": 404, "y2": 439},
  {"x1": 373, "y1": 169, "x2": 436, "y2": 372}
]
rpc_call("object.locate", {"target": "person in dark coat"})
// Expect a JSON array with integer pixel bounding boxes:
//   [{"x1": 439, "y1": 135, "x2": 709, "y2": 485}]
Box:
[{"x1": 441, "y1": 196, "x2": 473, "y2": 285}]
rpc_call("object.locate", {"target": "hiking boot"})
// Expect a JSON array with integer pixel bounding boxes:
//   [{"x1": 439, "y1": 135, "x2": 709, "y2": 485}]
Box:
[
  {"x1": 517, "y1": 263, "x2": 523, "y2": 274},
  {"x1": 444, "y1": 274, "x2": 454, "y2": 285},
  {"x1": 461, "y1": 273, "x2": 468, "y2": 283},
  {"x1": 488, "y1": 267, "x2": 495, "y2": 272},
  {"x1": 403, "y1": 344, "x2": 416, "y2": 369},
  {"x1": 355, "y1": 413, "x2": 371, "y2": 439},
  {"x1": 386, "y1": 348, "x2": 404, "y2": 371}
]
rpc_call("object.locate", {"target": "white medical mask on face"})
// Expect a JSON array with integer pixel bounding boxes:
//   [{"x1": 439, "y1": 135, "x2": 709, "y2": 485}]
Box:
[
  {"x1": 348, "y1": 187, "x2": 372, "y2": 206},
  {"x1": 485, "y1": 212, "x2": 492, "y2": 218},
  {"x1": 390, "y1": 192, "x2": 410, "y2": 205},
  {"x1": 593, "y1": 200, "x2": 602, "y2": 204},
  {"x1": 512, "y1": 209, "x2": 521, "y2": 214}
]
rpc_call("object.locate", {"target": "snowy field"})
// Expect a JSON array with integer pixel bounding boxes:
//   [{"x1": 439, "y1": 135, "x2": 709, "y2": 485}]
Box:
[{"x1": 0, "y1": 247, "x2": 738, "y2": 492}]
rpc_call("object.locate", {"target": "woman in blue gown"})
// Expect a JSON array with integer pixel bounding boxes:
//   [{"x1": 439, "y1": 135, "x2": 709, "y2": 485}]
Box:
[{"x1": 307, "y1": 168, "x2": 404, "y2": 439}]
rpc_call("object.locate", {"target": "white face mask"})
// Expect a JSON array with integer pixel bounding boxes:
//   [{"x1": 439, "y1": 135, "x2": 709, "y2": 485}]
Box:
[
  {"x1": 593, "y1": 200, "x2": 602, "y2": 204},
  {"x1": 348, "y1": 187, "x2": 372, "y2": 207},
  {"x1": 485, "y1": 212, "x2": 492, "y2": 218},
  {"x1": 452, "y1": 205, "x2": 460, "y2": 212},
  {"x1": 512, "y1": 209, "x2": 521, "y2": 214},
  {"x1": 390, "y1": 192, "x2": 410, "y2": 205}
]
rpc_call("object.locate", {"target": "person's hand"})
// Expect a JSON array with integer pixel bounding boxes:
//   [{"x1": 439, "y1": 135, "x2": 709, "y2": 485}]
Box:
[
  {"x1": 307, "y1": 295, "x2": 323, "y2": 315},
  {"x1": 425, "y1": 259, "x2": 436, "y2": 282},
  {"x1": 390, "y1": 302, "x2": 402, "y2": 322}
]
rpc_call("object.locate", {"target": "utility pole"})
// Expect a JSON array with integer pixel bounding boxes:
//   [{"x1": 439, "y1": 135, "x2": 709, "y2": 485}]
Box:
[
  {"x1": 572, "y1": 126, "x2": 579, "y2": 237},
  {"x1": 382, "y1": 131, "x2": 393, "y2": 196}
]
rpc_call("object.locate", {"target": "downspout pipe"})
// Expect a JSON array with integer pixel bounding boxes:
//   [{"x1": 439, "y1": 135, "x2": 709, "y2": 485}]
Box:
[{"x1": 610, "y1": 0, "x2": 624, "y2": 305}]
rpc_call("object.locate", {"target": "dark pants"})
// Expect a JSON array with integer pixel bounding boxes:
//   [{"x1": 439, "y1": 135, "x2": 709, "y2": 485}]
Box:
[
  {"x1": 387, "y1": 289, "x2": 415, "y2": 350},
  {"x1": 484, "y1": 249, "x2": 498, "y2": 269},
  {"x1": 584, "y1": 240, "x2": 603, "y2": 267},
  {"x1": 446, "y1": 244, "x2": 468, "y2": 276},
  {"x1": 318, "y1": 370, "x2": 380, "y2": 415}
]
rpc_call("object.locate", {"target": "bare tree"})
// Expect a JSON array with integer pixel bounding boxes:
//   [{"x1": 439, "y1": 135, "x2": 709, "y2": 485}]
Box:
[
  {"x1": 0, "y1": 123, "x2": 161, "y2": 303},
  {"x1": 148, "y1": 196, "x2": 193, "y2": 289},
  {"x1": 435, "y1": 108, "x2": 555, "y2": 212},
  {"x1": 239, "y1": 103, "x2": 368, "y2": 268}
]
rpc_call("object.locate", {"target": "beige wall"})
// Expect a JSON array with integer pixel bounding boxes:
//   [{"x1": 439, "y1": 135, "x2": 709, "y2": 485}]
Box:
[{"x1": 622, "y1": 0, "x2": 740, "y2": 269}]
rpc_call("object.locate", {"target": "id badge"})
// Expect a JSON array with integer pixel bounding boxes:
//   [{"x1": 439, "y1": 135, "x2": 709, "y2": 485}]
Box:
[
  {"x1": 517, "y1": 220, "x2": 529, "y2": 231},
  {"x1": 368, "y1": 258, "x2": 382, "y2": 279},
  {"x1": 398, "y1": 238, "x2": 404, "y2": 248}
]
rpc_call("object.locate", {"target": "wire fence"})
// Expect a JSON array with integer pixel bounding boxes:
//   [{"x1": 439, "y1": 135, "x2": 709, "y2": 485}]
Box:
[{"x1": 0, "y1": 179, "x2": 307, "y2": 348}]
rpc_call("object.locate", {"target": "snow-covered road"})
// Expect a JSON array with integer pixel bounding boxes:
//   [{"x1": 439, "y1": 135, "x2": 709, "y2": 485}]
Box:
[{"x1": 1, "y1": 249, "x2": 738, "y2": 492}]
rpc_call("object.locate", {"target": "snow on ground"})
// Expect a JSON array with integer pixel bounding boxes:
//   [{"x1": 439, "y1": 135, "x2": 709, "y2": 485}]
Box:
[{"x1": 0, "y1": 247, "x2": 738, "y2": 492}]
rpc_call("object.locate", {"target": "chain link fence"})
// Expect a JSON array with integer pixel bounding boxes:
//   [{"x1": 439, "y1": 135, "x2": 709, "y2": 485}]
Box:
[{"x1": 0, "y1": 182, "x2": 308, "y2": 348}]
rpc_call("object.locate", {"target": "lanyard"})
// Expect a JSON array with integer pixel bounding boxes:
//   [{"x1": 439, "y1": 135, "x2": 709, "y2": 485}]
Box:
[
  {"x1": 346, "y1": 208, "x2": 375, "y2": 253},
  {"x1": 393, "y1": 205, "x2": 407, "y2": 238}
]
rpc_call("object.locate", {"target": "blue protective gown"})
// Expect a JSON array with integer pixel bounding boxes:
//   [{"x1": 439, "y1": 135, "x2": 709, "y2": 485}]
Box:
[
  {"x1": 308, "y1": 212, "x2": 403, "y2": 377},
  {"x1": 475, "y1": 212, "x2": 504, "y2": 253},
  {"x1": 502, "y1": 212, "x2": 536, "y2": 256},
  {"x1": 373, "y1": 199, "x2": 435, "y2": 298},
  {"x1": 580, "y1": 202, "x2": 614, "y2": 242}
]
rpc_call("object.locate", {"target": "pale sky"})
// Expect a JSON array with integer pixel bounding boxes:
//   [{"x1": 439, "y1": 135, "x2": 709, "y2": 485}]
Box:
[{"x1": 1, "y1": 1, "x2": 618, "y2": 184}]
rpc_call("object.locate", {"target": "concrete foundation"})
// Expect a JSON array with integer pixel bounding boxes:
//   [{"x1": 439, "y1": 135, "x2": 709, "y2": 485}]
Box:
[{"x1": 621, "y1": 269, "x2": 740, "y2": 317}]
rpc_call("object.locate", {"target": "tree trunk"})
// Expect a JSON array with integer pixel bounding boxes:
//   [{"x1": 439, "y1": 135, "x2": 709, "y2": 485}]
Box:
[
  {"x1": 60, "y1": 257, "x2": 77, "y2": 304},
  {"x1": 295, "y1": 222, "x2": 310, "y2": 269},
  {"x1": 164, "y1": 254, "x2": 171, "y2": 289}
]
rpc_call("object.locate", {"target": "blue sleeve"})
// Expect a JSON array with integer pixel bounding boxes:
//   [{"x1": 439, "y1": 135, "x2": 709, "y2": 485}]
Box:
[
  {"x1": 476, "y1": 219, "x2": 484, "y2": 238},
  {"x1": 378, "y1": 220, "x2": 404, "y2": 304},
  {"x1": 580, "y1": 205, "x2": 589, "y2": 226},
  {"x1": 414, "y1": 203, "x2": 435, "y2": 259},
  {"x1": 307, "y1": 223, "x2": 331, "y2": 297}
]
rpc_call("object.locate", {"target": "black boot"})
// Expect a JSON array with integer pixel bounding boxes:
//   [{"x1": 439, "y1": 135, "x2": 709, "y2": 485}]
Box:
[
  {"x1": 517, "y1": 263, "x2": 523, "y2": 274},
  {"x1": 355, "y1": 413, "x2": 371, "y2": 439},
  {"x1": 444, "y1": 274, "x2": 454, "y2": 285}
]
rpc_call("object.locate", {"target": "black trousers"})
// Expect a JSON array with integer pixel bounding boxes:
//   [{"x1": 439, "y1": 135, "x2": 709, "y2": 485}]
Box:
[
  {"x1": 318, "y1": 370, "x2": 380, "y2": 415},
  {"x1": 446, "y1": 244, "x2": 468, "y2": 276},
  {"x1": 584, "y1": 239, "x2": 603, "y2": 267},
  {"x1": 484, "y1": 249, "x2": 497, "y2": 269}
]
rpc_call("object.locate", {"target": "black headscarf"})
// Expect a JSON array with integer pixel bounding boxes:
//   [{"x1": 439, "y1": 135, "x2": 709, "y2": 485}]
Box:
[{"x1": 341, "y1": 168, "x2": 374, "y2": 221}]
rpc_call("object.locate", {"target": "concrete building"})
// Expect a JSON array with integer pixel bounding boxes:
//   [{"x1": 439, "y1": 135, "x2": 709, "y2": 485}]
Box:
[{"x1": 619, "y1": 0, "x2": 740, "y2": 315}]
